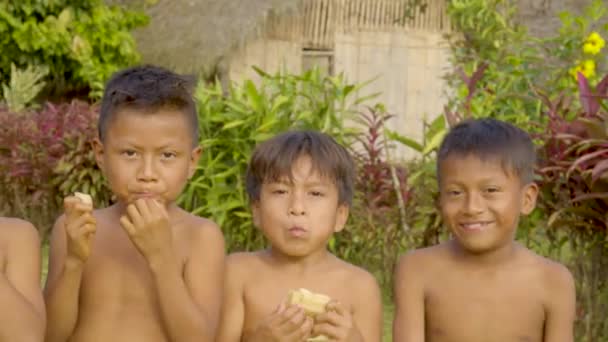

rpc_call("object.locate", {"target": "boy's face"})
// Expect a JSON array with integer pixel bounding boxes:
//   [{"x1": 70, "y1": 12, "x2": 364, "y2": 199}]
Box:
[
  {"x1": 94, "y1": 108, "x2": 201, "y2": 206},
  {"x1": 438, "y1": 154, "x2": 537, "y2": 254},
  {"x1": 252, "y1": 155, "x2": 349, "y2": 258}
]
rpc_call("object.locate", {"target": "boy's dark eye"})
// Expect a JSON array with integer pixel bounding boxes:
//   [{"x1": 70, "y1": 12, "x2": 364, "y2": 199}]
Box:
[
  {"x1": 272, "y1": 189, "x2": 287, "y2": 195},
  {"x1": 310, "y1": 191, "x2": 324, "y2": 197},
  {"x1": 446, "y1": 190, "x2": 462, "y2": 196},
  {"x1": 122, "y1": 150, "x2": 137, "y2": 158},
  {"x1": 485, "y1": 187, "x2": 500, "y2": 193},
  {"x1": 162, "y1": 152, "x2": 177, "y2": 159}
]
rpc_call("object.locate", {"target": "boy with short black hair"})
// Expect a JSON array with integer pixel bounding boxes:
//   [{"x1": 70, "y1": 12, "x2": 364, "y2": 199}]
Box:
[
  {"x1": 0, "y1": 217, "x2": 45, "y2": 341},
  {"x1": 216, "y1": 130, "x2": 383, "y2": 342},
  {"x1": 44, "y1": 65, "x2": 225, "y2": 342},
  {"x1": 393, "y1": 118, "x2": 576, "y2": 342}
]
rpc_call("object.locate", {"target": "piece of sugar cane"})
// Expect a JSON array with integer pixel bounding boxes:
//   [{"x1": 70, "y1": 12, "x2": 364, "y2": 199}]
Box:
[
  {"x1": 74, "y1": 192, "x2": 93, "y2": 206},
  {"x1": 288, "y1": 288, "x2": 331, "y2": 316}
]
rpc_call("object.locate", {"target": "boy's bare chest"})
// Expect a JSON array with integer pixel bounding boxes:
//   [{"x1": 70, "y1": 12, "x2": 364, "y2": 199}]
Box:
[
  {"x1": 424, "y1": 273, "x2": 545, "y2": 342},
  {"x1": 80, "y1": 226, "x2": 187, "y2": 306}
]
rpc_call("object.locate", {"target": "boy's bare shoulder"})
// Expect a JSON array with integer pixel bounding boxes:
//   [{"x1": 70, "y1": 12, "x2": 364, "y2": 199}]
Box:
[
  {"x1": 176, "y1": 209, "x2": 224, "y2": 241},
  {"x1": 518, "y1": 247, "x2": 574, "y2": 288},
  {"x1": 396, "y1": 243, "x2": 450, "y2": 274},
  {"x1": 0, "y1": 217, "x2": 39, "y2": 242},
  {"x1": 330, "y1": 256, "x2": 380, "y2": 291},
  {"x1": 225, "y1": 251, "x2": 267, "y2": 272}
]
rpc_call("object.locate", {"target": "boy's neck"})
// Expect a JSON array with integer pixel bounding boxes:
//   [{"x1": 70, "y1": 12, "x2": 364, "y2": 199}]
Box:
[
  {"x1": 449, "y1": 239, "x2": 521, "y2": 268},
  {"x1": 266, "y1": 247, "x2": 334, "y2": 272}
]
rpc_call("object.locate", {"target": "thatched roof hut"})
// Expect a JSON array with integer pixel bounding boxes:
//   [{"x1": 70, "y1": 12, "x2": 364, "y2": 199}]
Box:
[{"x1": 131, "y1": 0, "x2": 302, "y2": 81}]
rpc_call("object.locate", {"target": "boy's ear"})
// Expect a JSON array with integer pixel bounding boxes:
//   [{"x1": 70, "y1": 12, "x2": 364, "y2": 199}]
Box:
[
  {"x1": 521, "y1": 182, "x2": 539, "y2": 215},
  {"x1": 333, "y1": 204, "x2": 350, "y2": 233},
  {"x1": 251, "y1": 201, "x2": 261, "y2": 228},
  {"x1": 188, "y1": 146, "x2": 203, "y2": 179},
  {"x1": 93, "y1": 138, "x2": 105, "y2": 172}
]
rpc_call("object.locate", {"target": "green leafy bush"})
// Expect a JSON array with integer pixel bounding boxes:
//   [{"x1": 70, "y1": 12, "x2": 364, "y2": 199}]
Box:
[
  {"x1": 0, "y1": 0, "x2": 147, "y2": 99},
  {"x1": 180, "y1": 68, "x2": 367, "y2": 252}
]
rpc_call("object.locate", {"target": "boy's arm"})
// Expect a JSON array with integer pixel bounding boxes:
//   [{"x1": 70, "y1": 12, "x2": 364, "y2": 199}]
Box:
[
  {"x1": 151, "y1": 221, "x2": 225, "y2": 342},
  {"x1": 0, "y1": 220, "x2": 45, "y2": 342},
  {"x1": 543, "y1": 264, "x2": 576, "y2": 342},
  {"x1": 393, "y1": 253, "x2": 425, "y2": 342},
  {"x1": 215, "y1": 254, "x2": 246, "y2": 342},
  {"x1": 43, "y1": 216, "x2": 85, "y2": 342},
  {"x1": 351, "y1": 271, "x2": 383, "y2": 342}
]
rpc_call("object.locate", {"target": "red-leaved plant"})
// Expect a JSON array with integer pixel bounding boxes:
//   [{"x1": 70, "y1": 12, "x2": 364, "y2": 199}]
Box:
[
  {"x1": 0, "y1": 100, "x2": 107, "y2": 238},
  {"x1": 535, "y1": 71, "x2": 608, "y2": 341}
]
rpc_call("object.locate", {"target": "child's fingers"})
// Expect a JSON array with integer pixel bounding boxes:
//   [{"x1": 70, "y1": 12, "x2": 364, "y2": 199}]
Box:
[
  {"x1": 314, "y1": 310, "x2": 342, "y2": 326},
  {"x1": 120, "y1": 215, "x2": 136, "y2": 237},
  {"x1": 277, "y1": 306, "x2": 307, "y2": 332},
  {"x1": 126, "y1": 203, "x2": 144, "y2": 228},
  {"x1": 312, "y1": 321, "x2": 341, "y2": 340},
  {"x1": 325, "y1": 300, "x2": 347, "y2": 315},
  {"x1": 82, "y1": 223, "x2": 96, "y2": 237},
  {"x1": 66, "y1": 214, "x2": 96, "y2": 236},
  {"x1": 286, "y1": 316, "x2": 313, "y2": 341},
  {"x1": 135, "y1": 199, "x2": 152, "y2": 220}
]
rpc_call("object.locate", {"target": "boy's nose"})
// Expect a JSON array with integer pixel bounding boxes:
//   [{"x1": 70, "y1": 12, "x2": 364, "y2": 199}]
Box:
[
  {"x1": 464, "y1": 192, "x2": 485, "y2": 214},
  {"x1": 137, "y1": 158, "x2": 158, "y2": 182},
  {"x1": 288, "y1": 194, "x2": 306, "y2": 216}
]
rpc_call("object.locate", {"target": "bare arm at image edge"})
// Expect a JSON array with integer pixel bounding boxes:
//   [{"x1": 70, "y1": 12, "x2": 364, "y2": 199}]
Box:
[
  {"x1": 352, "y1": 271, "x2": 384, "y2": 342},
  {"x1": 44, "y1": 216, "x2": 85, "y2": 342},
  {"x1": 0, "y1": 220, "x2": 45, "y2": 342},
  {"x1": 543, "y1": 264, "x2": 576, "y2": 342},
  {"x1": 393, "y1": 253, "x2": 425, "y2": 342},
  {"x1": 215, "y1": 254, "x2": 247, "y2": 342}
]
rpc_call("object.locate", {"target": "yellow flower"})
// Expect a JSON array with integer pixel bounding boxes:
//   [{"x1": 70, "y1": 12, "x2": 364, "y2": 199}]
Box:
[
  {"x1": 570, "y1": 60, "x2": 596, "y2": 80},
  {"x1": 583, "y1": 32, "x2": 605, "y2": 55}
]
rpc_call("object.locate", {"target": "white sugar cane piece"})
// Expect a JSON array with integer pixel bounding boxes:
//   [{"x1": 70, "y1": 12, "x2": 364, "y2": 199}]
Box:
[{"x1": 74, "y1": 192, "x2": 93, "y2": 207}]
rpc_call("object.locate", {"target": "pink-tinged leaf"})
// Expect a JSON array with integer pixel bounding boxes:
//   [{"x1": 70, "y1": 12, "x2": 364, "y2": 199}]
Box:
[
  {"x1": 591, "y1": 159, "x2": 608, "y2": 183},
  {"x1": 596, "y1": 74, "x2": 608, "y2": 97},
  {"x1": 567, "y1": 148, "x2": 608, "y2": 177},
  {"x1": 577, "y1": 72, "x2": 600, "y2": 115},
  {"x1": 443, "y1": 107, "x2": 461, "y2": 128},
  {"x1": 572, "y1": 192, "x2": 608, "y2": 202}
]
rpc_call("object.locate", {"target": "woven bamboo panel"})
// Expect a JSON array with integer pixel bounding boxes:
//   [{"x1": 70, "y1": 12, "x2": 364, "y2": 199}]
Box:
[{"x1": 267, "y1": 0, "x2": 451, "y2": 49}]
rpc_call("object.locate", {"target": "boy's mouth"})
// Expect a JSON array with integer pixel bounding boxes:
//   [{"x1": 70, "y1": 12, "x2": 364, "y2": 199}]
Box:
[
  {"x1": 288, "y1": 226, "x2": 308, "y2": 237},
  {"x1": 459, "y1": 221, "x2": 492, "y2": 232}
]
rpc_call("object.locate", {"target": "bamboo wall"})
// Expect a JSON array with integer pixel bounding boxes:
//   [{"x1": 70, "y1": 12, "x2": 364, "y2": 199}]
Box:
[
  {"x1": 334, "y1": 30, "x2": 450, "y2": 159},
  {"x1": 267, "y1": 0, "x2": 451, "y2": 49}
]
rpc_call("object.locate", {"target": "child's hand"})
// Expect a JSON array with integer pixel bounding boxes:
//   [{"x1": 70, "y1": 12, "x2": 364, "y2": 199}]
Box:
[
  {"x1": 119, "y1": 198, "x2": 173, "y2": 267},
  {"x1": 248, "y1": 300, "x2": 314, "y2": 342},
  {"x1": 63, "y1": 196, "x2": 96, "y2": 265},
  {"x1": 312, "y1": 301, "x2": 361, "y2": 342}
]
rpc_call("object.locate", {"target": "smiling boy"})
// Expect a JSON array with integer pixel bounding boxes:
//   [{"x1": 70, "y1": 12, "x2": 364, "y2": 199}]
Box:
[
  {"x1": 393, "y1": 118, "x2": 576, "y2": 342},
  {"x1": 44, "y1": 65, "x2": 225, "y2": 342},
  {"x1": 216, "y1": 131, "x2": 383, "y2": 342}
]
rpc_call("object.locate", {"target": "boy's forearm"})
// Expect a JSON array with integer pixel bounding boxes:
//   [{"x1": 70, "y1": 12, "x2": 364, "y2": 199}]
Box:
[
  {"x1": 44, "y1": 260, "x2": 85, "y2": 342},
  {"x1": 0, "y1": 274, "x2": 44, "y2": 342},
  {"x1": 150, "y1": 257, "x2": 214, "y2": 342}
]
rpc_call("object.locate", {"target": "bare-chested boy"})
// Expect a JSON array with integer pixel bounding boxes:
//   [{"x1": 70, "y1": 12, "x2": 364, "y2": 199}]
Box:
[
  {"x1": 393, "y1": 118, "x2": 576, "y2": 342},
  {"x1": 216, "y1": 131, "x2": 383, "y2": 342},
  {"x1": 44, "y1": 65, "x2": 225, "y2": 342},
  {"x1": 0, "y1": 217, "x2": 45, "y2": 341}
]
